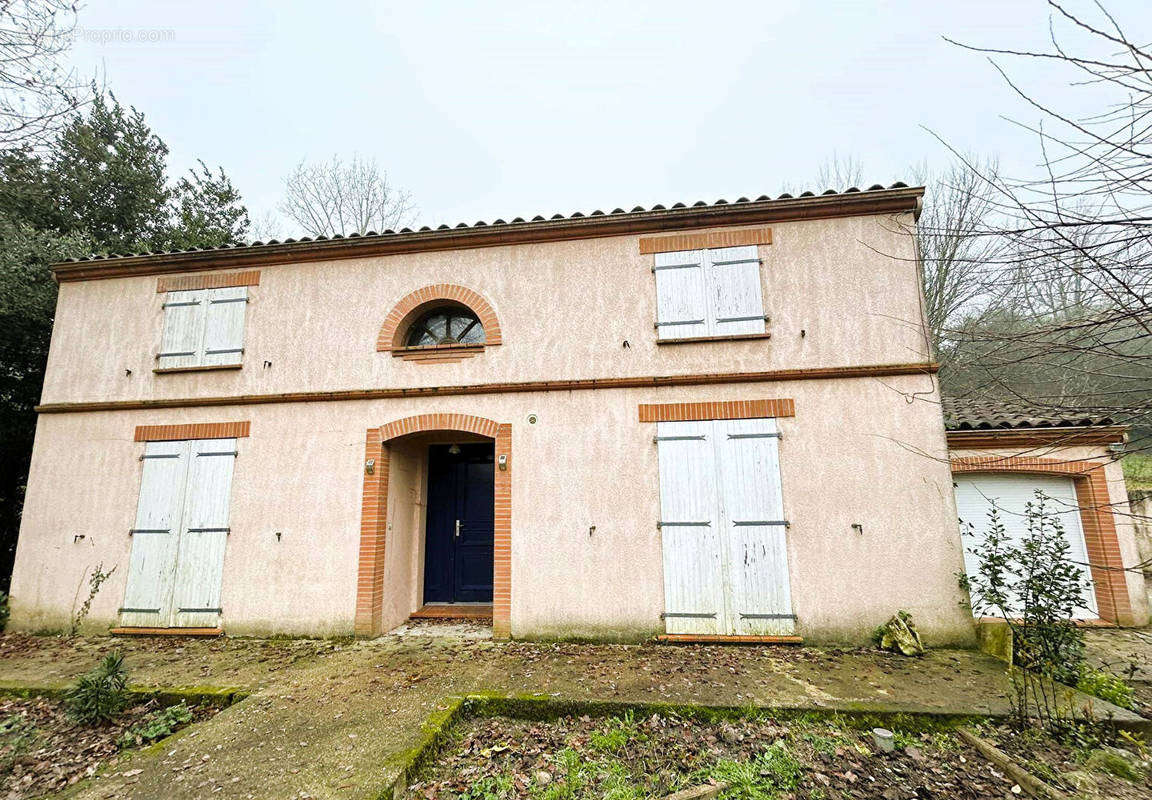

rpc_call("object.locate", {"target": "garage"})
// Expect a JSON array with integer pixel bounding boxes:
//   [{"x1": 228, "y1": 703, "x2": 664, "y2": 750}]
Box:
[{"x1": 954, "y1": 473, "x2": 1098, "y2": 619}]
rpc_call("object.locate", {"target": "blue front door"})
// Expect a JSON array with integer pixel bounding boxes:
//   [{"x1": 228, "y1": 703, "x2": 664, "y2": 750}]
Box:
[{"x1": 423, "y1": 444, "x2": 495, "y2": 604}]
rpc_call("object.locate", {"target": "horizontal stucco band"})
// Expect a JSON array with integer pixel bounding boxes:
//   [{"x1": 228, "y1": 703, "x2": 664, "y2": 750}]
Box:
[
  {"x1": 134, "y1": 421, "x2": 251, "y2": 441},
  {"x1": 36, "y1": 362, "x2": 939, "y2": 414},
  {"x1": 638, "y1": 398, "x2": 795, "y2": 422}
]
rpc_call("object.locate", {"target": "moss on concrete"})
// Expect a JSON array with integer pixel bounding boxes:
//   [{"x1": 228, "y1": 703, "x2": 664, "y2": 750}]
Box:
[{"x1": 0, "y1": 680, "x2": 247, "y2": 708}]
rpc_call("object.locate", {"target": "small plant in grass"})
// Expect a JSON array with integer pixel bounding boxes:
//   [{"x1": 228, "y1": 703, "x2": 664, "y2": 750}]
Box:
[
  {"x1": 117, "y1": 703, "x2": 193, "y2": 748},
  {"x1": 589, "y1": 710, "x2": 638, "y2": 754},
  {"x1": 0, "y1": 713, "x2": 39, "y2": 772},
  {"x1": 1076, "y1": 668, "x2": 1136, "y2": 710},
  {"x1": 705, "y1": 741, "x2": 803, "y2": 799},
  {"x1": 69, "y1": 562, "x2": 116, "y2": 637},
  {"x1": 461, "y1": 774, "x2": 514, "y2": 800},
  {"x1": 64, "y1": 651, "x2": 128, "y2": 724}
]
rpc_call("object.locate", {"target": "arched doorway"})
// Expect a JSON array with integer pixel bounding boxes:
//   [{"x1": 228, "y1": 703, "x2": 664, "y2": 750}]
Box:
[{"x1": 355, "y1": 414, "x2": 511, "y2": 638}]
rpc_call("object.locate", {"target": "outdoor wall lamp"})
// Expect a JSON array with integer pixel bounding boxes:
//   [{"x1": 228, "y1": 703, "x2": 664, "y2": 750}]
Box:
[
  {"x1": 364, "y1": 458, "x2": 375, "y2": 475},
  {"x1": 498, "y1": 454, "x2": 508, "y2": 470}
]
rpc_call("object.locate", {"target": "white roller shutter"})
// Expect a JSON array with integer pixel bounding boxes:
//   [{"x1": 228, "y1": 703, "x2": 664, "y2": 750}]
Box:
[
  {"x1": 158, "y1": 291, "x2": 206, "y2": 370},
  {"x1": 954, "y1": 473, "x2": 1098, "y2": 619},
  {"x1": 201, "y1": 287, "x2": 248, "y2": 367},
  {"x1": 708, "y1": 245, "x2": 766, "y2": 337},
  {"x1": 715, "y1": 418, "x2": 793, "y2": 635},
  {"x1": 121, "y1": 440, "x2": 190, "y2": 627},
  {"x1": 656, "y1": 421, "x2": 725, "y2": 633},
  {"x1": 654, "y1": 250, "x2": 708, "y2": 340}
]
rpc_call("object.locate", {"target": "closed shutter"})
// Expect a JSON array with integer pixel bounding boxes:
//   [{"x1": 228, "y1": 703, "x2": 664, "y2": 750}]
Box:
[
  {"x1": 120, "y1": 440, "x2": 190, "y2": 627},
  {"x1": 171, "y1": 438, "x2": 237, "y2": 628},
  {"x1": 201, "y1": 287, "x2": 248, "y2": 367},
  {"x1": 707, "y1": 245, "x2": 765, "y2": 336},
  {"x1": 654, "y1": 250, "x2": 708, "y2": 340},
  {"x1": 954, "y1": 473, "x2": 1098, "y2": 619},
  {"x1": 656, "y1": 420, "x2": 726, "y2": 633},
  {"x1": 715, "y1": 418, "x2": 793, "y2": 635},
  {"x1": 158, "y1": 290, "x2": 206, "y2": 370}
]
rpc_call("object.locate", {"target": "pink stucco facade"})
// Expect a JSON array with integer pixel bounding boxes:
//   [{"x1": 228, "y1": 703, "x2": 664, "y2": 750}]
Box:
[{"x1": 10, "y1": 190, "x2": 983, "y2": 643}]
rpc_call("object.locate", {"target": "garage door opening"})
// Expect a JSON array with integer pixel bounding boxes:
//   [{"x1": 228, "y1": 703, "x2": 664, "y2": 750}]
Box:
[{"x1": 954, "y1": 472, "x2": 1099, "y2": 619}]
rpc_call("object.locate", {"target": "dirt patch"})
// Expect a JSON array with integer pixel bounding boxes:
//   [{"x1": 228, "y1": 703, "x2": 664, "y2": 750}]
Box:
[
  {"x1": 0, "y1": 635, "x2": 338, "y2": 691},
  {"x1": 987, "y1": 725, "x2": 1152, "y2": 800},
  {"x1": 0, "y1": 697, "x2": 218, "y2": 799},
  {"x1": 412, "y1": 713, "x2": 1028, "y2": 799}
]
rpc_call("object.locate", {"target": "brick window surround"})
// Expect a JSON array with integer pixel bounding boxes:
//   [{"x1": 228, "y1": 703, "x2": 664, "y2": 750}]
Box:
[
  {"x1": 134, "y1": 421, "x2": 251, "y2": 441},
  {"x1": 356, "y1": 414, "x2": 511, "y2": 638},
  {"x1": 638, "y1": 398, "x2": 795, "y2": 423},
  {"x1": 376, "y1": 285, "x2": 503, "y2": 363},
  {"x1": 951, "y1": 456, "x2": 1135, "y2": 625}
]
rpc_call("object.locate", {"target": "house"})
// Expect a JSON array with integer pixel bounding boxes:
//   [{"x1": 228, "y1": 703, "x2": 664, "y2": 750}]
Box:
[
  {"x1": 944, "y1": 398, "x2": 1149, "y2": 627},
  {"x1": 12, "y1": 184, "x2": 993, "y2": 644}
]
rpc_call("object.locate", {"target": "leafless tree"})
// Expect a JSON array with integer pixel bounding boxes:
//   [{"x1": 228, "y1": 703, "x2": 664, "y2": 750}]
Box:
[
  {"x1": 0, "y1": 0, "x2": 89, "y2": 148},
  {"x1": 279, "y1": 154, "x2": 415, "y2": 237},
  {"x1": 939, "y1": 0, "x2": 1152, "y2": 437},
  {"x1": 816, "y1": 152, "x2": 865, "y2": 192},
  {"x1": 913, "y1": 157, "x2": 1005, "y2": 348}
]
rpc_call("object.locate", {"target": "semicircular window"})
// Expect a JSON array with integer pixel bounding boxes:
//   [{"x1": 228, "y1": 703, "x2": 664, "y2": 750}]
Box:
[{"x1": 405, "y1": 307, "x2": 486, "y2": 347}]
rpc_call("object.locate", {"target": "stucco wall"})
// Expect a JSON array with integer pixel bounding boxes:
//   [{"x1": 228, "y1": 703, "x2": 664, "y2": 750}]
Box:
[
  {"x1": 948, "y1": 444, "x2": 1149, "y2": 627},
  {"x1": 39, "y1": 213, "x2": 926, "y2": 406},
  {"x1": 11, "y1": 374, "x2": 974, "y2": 644}
]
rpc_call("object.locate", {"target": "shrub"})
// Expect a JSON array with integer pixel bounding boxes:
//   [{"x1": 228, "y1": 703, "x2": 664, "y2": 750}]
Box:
[
  {"x1": 117, "y1": 703, "x2": 193, "y2": 748},
  {"x1": 64, "y1": 651, "x2": 128, "y2": 724},
  {"x1": 1076, "y1": 668, "x2": 1136, "y2": 711},
  {"x1": 0, "y1": 591, "x2": 8, "y2": 632}
]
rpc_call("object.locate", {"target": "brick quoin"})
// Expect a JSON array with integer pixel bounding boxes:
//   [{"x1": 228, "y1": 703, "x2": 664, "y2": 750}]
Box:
[
  {"x1": 951, "y1": 456, "x2": 1135, "y2": 625},
  {"x1": 376, "y1": 284, "x2": 503, "y2": 352},
  {"x1": 355, "y1": 413, "x2": 511, "y2": 638}
]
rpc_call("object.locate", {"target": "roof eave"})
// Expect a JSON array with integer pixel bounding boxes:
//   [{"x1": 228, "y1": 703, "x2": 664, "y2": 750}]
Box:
[
  {"x1": 946, "y1": 425, "x2": 1128, "y2": 449},
  {"x1": 50, "y1": 186, "x2": 924, "y2": 282}
]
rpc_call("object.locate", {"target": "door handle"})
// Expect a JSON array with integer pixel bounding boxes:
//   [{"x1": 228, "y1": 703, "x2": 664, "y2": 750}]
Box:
[{"x1": 455, "y1": 519, "x2": 461, "y2": 539}]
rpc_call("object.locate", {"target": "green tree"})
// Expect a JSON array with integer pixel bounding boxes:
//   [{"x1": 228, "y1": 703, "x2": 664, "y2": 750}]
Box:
[{"x1": 0, "y1": 91, "x2": 249, "y2": 589}]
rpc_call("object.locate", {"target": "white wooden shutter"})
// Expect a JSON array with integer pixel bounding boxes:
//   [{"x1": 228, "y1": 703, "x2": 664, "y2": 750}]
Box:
[
  {"x1": 171, "y1": 438, "x2": 237, "y2": 628},
  {"x1": 121, "y1": 440, "x2": 191, "y2": 628},
  {"x1": 656, "y1": 420, "x2": 726, "y2": 634},
  {"x1": 715, "y1": 418, "x2": 794, "y2": 635},
  {"x1": 707, "y1": 245, "x2": 765, "y2": 336},
  {"x1": 955, "y1": 474, "x2": 1097, "y2": 619},
  {"x1": 654, "y1": 250, "x2": 708, "y2": 340},
  {"x1": 201, "y1": 286, "x2": 248, "y2": 367},
  {"x1": 158, "y1": 290, "x2": 206, "y2": 370}
]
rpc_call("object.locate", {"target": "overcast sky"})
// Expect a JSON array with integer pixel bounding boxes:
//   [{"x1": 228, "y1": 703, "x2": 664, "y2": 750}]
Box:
[{"x1": 65, "y1": 0, "x2": 1147, "y2": 235}]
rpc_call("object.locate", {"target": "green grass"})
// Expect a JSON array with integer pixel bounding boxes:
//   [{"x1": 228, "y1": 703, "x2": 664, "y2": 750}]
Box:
[{"x1": 1123, "y1": 453, "x2": 1152, "y2": 490}]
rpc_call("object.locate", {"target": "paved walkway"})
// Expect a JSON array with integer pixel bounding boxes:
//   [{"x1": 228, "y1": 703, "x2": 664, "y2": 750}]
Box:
[{"x1": 0, "y1": 631, "x2": 1137, "y2": 800}]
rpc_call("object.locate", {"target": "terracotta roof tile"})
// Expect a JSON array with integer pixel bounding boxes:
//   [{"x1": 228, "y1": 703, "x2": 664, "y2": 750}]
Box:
[
  {"x1": 61, "y1": 182, "x2": 915, "y2": 264},
  {"x1": 942, "y1": 397, "x2": 1117, "y2": 431}
]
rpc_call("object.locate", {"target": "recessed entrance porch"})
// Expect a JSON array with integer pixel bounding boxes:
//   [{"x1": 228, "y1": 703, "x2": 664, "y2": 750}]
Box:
[{"x1": 355, "y1": 414, "x2": 511, "y2": 638}]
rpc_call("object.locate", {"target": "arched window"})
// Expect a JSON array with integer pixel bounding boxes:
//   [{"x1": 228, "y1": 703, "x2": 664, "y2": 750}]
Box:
[{"x1": 405, "y1": 307, "x2": 486, "y2": 347}]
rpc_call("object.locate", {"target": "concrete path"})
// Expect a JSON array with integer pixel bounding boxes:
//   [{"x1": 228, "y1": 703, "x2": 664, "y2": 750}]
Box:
[{"x1": 0, "y1": 632, "x2": 1137, "y2": 800}]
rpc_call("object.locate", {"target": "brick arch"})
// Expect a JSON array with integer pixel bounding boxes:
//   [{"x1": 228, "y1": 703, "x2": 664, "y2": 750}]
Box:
[
  {"x1": 376, "y1": 284, "x2": 503, "y2": 352},
  {"x1": 951, "y1": 455, "x2": 1133, "y2": 625},
  {"x1": 357, "y1": 415, "x2": 512, "y2": 639},
  {"x1": 380, "y1": 413, "x2": 500, "y2": 442}
]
